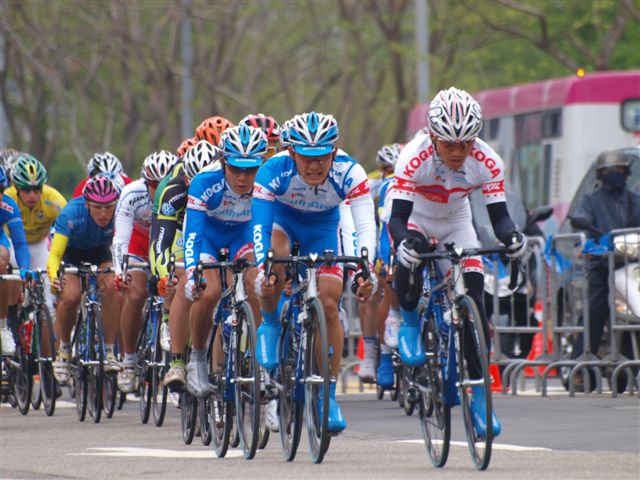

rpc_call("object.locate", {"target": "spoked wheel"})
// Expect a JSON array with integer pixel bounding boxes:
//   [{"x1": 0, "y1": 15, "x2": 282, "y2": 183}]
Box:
[
  {"x1": 39, "y1": 306, "x2": 58, "y2": 417},
  {"x1": 257, "y1": 403, "x2": 270, "y2": 450},
  {"x1": 151, "y1": 344, "x2": 168, "y2": 427},
  {"x1": 13, "y1": 346, "x2": 32, "y2": 415},
  {"x1": 456, "y1": 295, "x2": 493, "y2": 471},
  {"x1": 139, "y1": 360, "x2": 152, "y2": 424},
  {"x1": 401, "y1": 365, "x2": 416, "y2": 416},
  {"x1": 234, "y1": 303, "x2": 260, "y2": 459},
  {"x1": 180, "y1": 391, "x2": 198, "y2": 445},
  {"x1": 86, "y1": 313, "x2": 104, "y2": 424},
  {"x1": 278, "y1": 304, "x2": 303, "y2": 462},
  {"x1": 303, "y1": 298, "x2": 331, "y2": 464},
  {"x1": 210, "y1": 392, "x2": 233, "y2": 456},
  {"x1": 420, "y1": 313, "x2": 450, "y2": 468},
  {"x1": 103, "y1": 373, "x2": 118, "y2": 419},
  {"x1": 199, "y1": 396, "x2": 212, "y2": 445}
]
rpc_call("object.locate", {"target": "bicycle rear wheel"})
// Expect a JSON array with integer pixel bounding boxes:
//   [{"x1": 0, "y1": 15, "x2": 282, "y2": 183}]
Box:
[
  {"x1": 38, "y1": 305, "x2": 57, "y2": 417},
  {"x1": 303, "y1": 298, "x2": 331, "y2": 464},
  {"x1": 72, "y1": 318, "x2": 87, "y2": 422},
  {"x1": 420, "y1": 312, "x2": 450, "y2": 468},
  {"x1": 210, "y1": 394, "x2": 233, "y2": 456},
  {"x1": 103, "y1": 373, "x2": 117, "y2": 418},
  {"x1": 199, "y1": 396, "x2": 213, "y2": 445},
  {"x1": 180, "y1": 391, "x2": 198, "y2": 444},
  {"x1": 234, "y1": 302, "x2": 260, "y2": 459},
  {"x1": 278, "y1": 304, "x2": 303, "y2": 462},
  {"x1": 151, "y1": 329, "x2": 168, "y2": 427},
  {"x1": 456, "y1": 294, "x2": 493, "y2": 470}
]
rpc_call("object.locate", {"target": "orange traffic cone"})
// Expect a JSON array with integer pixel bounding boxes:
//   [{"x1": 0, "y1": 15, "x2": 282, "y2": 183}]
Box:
[
  {"x1": 524, "y1": 301, "x2": 555, "y2": 377},
  {"x1": 490, "y1": 360, "x2": 504, "y2": 393}
]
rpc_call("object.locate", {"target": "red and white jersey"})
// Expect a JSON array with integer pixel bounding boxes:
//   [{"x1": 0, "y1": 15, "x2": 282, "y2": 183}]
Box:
[
  {"x1": 385, "y1": 133, "x2": 506, "y2": 223},
  {"x1": 112, "y1": 178, "x2": 153, "y2": 275}
]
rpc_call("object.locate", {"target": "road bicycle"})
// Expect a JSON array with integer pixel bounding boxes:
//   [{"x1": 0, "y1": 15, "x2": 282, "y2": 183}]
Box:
[
  {"x1": 264, "y1": 245, "x2": 370, "y2": 464},
  {"x1": 404, "y1": 241, "x2": 519, "y2": 471}
]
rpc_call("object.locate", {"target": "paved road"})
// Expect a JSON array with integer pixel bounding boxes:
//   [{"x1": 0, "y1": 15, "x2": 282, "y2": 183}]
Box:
[{"x1": 1, "y1": 384, "x2": 639, "y2": 480}]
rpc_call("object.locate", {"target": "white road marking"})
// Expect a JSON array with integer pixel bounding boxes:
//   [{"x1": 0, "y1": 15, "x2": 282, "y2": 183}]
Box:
[
  {"x1": 68, "y1": 447, "x2": 244, "y2": 459},
  {"x1": 397, "y1": 439, "x2": 551, "y2": 451}
]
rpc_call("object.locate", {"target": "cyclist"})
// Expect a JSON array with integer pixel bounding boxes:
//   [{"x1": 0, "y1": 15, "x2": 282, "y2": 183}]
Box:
[
  {"x1": 112, "y1": 150, "x2": 178, "y2": 392},
  {"x1": 72, "y1": 151, "x2": 132, "y2": 198},
  {"x1": 252, "y1": 111, "x2": 377, "y2": 432},
  {"x1": 387, "y1": 87, "x2": 527, "y2": 437},
  {"x1": 239, "y1": 114, "x2": 281, "y2": 160},
  {"x1": 0, "y1": 149, "x2": 20, "y2": 184},
  {"x1": 0, "y1": 165, "x2": 30, "y2": 356},
  {"x1": 49, "y1": 176, "x2": 122, "y2": 384},
  {"x1": 177, "y1": 137, "x2": 198, "y2": 157},
  {"x1": 183, "y1": 125, "x2": 265, "y2": 397},
  {"x1": 149, "y1": 140, "x2": 222, "y2": 389},
  {"x1": 195, "y1": 116, "x2": 234, "y2": 147}
]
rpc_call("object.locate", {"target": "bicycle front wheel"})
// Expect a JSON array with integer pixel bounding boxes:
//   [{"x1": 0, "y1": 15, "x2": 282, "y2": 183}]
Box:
[
  {"x1": 12, "y1": 344, "x2": 32, "y2": 415},
  {"x1": 420, "y1": 311, "x2": 450, "y2": 468},
  {"x1": 151, "y1": 318, "x2": 168, "y2": 427},
  {"x1": 180, "y1": 391, "x2": 198, "y2": 445},
  {"x1": 303, "y1": 298, "x2": 331, "y2": 464},
  {"x1": 38, "y1": 305, "x2": 58, "y2": 417},
  {"x1": 87, "y1": 309, "x2": 104, "y2": 424},
  {"x1": 234, "y1": 302, "x2": 260, "y2": 460},
  {"x1": 456, "y1": 294, "x2": 492, "y2": 470}
]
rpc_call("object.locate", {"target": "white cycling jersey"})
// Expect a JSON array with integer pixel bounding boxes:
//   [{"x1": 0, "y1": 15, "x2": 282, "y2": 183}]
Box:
[
  {"x1": 384, "y1": 133, "x2": 507, "y2": 274},
  {"x1": 112, "y1": 178, "x2": 152, "y2": 276}
]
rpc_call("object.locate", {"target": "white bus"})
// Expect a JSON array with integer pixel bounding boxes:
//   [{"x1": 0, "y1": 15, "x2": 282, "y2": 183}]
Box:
[{"x1": 407, "y1": 70, "x2": 640, "y2": 233}]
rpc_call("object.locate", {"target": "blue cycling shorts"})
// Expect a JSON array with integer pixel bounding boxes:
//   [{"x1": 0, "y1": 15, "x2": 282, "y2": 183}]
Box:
[{"x1": 200, "y1": 223, "x2": 253, "y2": 262}]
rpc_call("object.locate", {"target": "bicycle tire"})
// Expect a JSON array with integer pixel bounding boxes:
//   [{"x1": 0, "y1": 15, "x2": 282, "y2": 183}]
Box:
[
  {"x1": 103, "y1": 373, "x2": 118, "y2": 419},
  {"x1": 456, "y1": 294, "x2": 493, "y2": 471},
  {"x1": 87, "y1": 309, "x2": 104, "y2": 424},
  {"x1": 210, "y1": 394, "x2": 233, "y2": 455},
  {"x1": 151, "y1": 307, "x2": 169, "y2": 427},
  {"x1": 257, "y1": 419, "x2": 270, "y2": 450},
  {"x1": 13, "y1": 346, "x2": 32, "y2": 415},
  {"x1": 420, "y1": 311, "x2": 450, "y2": 468},
  {"x1": 230, "y1": 412, "x2": 240, "y2": 448},
  {"x1": 401, "y1": 365, "x2": 416, "y2": 416},
  {"x1": 304, "y1": 298, "x2": 331, "y2": 464},
  {"x1": 234, "y1": 302, "x2": 260, "y2": 459},
  {"x1": 199, "y1": 396, "x2": 213, "y2": 445},
  {"x1": 31, "y1": 374, "x2": 42, "y2": 410},
  {"x1": 38, "y1": 305, "x2": 57, "y2": 417},
  {"x1": 277, "y1": 301, "x2": 303, "y2": 462},
  {"x1": 181, "y1": 391, "x2": 198, "y2": 444}
]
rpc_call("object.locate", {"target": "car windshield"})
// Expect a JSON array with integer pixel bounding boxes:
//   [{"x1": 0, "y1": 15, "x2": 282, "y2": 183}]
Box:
[{"x1": 560, "y1": 147, "x2": 640, "y2": 233}]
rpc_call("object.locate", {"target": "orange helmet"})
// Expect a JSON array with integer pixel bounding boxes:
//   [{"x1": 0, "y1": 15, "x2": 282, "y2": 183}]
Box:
[
  {"x1": 176, "y1": 136, "x2": 198, "y2": 157},
  {"x1": 195, "y1": 116, "x2": 234, "y2": 147}
]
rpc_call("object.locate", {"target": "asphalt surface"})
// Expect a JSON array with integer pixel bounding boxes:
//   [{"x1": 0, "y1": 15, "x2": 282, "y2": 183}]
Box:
[{"x1": 1, "y1": 379, "x2": 639, "y2": 480}]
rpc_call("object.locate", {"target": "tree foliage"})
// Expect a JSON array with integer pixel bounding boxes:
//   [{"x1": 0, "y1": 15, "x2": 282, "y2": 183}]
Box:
[{"x1": 0, "y1": 0, "x2": 637, "y2": 195}]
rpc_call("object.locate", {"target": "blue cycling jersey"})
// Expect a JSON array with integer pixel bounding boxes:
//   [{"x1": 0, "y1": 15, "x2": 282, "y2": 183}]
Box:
[
  {"x1": 0, "y1": 194, "x2": 30, "y2": 270},
  {"x1": 53, "y1": 197, "x2": 114, "y2": 249},
  {"x1": 252, "y1": 150, "x2": 374, "y2": 265},
  {"x1": 183, "y1": 163, "x2": 253, "y2": 275}
]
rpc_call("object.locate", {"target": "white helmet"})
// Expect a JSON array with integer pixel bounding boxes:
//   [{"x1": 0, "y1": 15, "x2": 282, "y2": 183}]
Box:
[
  {"x1": 141, "y1": 150, "x2": 178, "y2": 182},
  {"x1": 376, "y1": 143, "x2": 402, "y2": 169},
  {"x1": 428, "y1": 87, "x2": 482, "y2": 142},
  {"x1": 88, "y1": 151, "x2": 123, "y2": 177},
  {"x1": 287, "y1": 111, "x2": 338, "y2": 156},
  {"x1": 183, "y1": 140, "x2": 222, "y2": 180}
]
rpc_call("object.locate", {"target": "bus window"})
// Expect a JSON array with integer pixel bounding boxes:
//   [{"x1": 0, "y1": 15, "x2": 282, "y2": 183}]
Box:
[
  {"x1": 621, "y1": 99, "x2": 640, "y2": 132},
  {"x1": 542, "y1": 109, "x2": 562, "y2": 138}
]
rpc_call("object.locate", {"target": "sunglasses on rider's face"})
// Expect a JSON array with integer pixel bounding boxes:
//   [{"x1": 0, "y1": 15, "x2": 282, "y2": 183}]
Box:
[
  {"x1": 20, "y1": 186, "x2": 43, "y2": 193},
  {"x1": 437, "y1": 139, "x2": 475, "y2": 150},
  {"x1": 88, "y1": 201, "x2": 117, "y2": 211}
]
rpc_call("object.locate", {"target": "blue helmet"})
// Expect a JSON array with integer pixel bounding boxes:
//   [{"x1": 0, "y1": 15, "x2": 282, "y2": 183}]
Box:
[
  {"x1": 0, "y1": 165, "x2": 7, "y2": 188},
  {"x1": 220, "y1": 125, "x2": 267, "y2": 168},
  {"x1": 287, "y1": 112, "x2": 338, "y2": 157}
]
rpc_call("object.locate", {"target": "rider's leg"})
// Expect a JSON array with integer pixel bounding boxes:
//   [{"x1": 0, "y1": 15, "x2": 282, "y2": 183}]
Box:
[
  {"x1": 118, "y1": 270, "x2": 147, "y2": 392},
  {"x1": 52, "y1": 274, "x2": 81, "y2": 383},
  {"x1": 0, "y1": 245, "x2": 16, "y2": 355},
  {"x1": 358, "y1": 274, "x2": 383, "y2": 382},
  {"x1": 165, "y1": 269, "x2": 191, "y2": 387}
]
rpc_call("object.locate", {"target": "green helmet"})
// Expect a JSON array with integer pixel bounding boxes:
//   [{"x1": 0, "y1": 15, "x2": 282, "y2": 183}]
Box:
[{"x1": 12, "y1": 153, "x2": 47, "y2": 189}]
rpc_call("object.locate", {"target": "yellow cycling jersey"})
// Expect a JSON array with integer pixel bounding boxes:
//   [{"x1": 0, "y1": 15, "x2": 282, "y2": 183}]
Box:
[{"x1": 5, "y1": 184, "x2": 66, "y2": 244}]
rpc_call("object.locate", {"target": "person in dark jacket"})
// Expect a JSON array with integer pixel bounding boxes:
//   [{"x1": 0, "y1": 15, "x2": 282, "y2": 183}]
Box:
[{"x1": 570, "y1": 149, "x2": 640, "y2": 388}]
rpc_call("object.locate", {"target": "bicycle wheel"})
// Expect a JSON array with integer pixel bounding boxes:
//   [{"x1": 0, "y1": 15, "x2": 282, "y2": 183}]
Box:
[
  {"x1": 278, "y1": 303, "x2": 303, "y2": 462},
  {"x1": 13, "y1": 345, "x2": 32, "y2": 415},
  {"x1": 199, "y1": 396, "x2": 213, "y2": 445},
  {"x1": 87, "y1": 310, "x2": 104, "y2": 424},
  {"x1": 181, "y1": 391, "x2": 198, "y2": 445},
  {"x1": 420, "y1": 312, "x2": 450, "y2": 468},
  {"x1": 234, "y1": 302, "x2": 260, "y2": 459},
  {"x1": 400, "y1": 364, "x2": 416, "y2": 416},
  {"x1": 38, "y1": 305, "x2": 57, "y2": 417},
  {"x1": 210, "y1": 393, "x2": 233, "y2": 456},
  {"x1": 303, "y1": 298, "x2": 331, "y2": 464},
  {"x1": 456, "y1": 294, "x2": 492, "y2": 471},
  {"x1": 139, "y1": 358, "x2": 152, "y2": 424},
  {"x1": 31, "y1": 375, "x2": 42, "y2": 410},
  {"x1": 152, "y1": 314, "x2": 168, "y2": 427},
  {"x1": 257, "y1": 411, "x2": 270, "y2": 450},
  {"x1": 103, "y1": 373, "x2": 118, "y2": 418}
]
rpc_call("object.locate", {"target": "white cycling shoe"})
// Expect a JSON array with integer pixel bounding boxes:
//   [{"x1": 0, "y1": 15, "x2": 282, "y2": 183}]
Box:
[{"x1": 265, "y1": 399, "x2": 279, "y2": 432}]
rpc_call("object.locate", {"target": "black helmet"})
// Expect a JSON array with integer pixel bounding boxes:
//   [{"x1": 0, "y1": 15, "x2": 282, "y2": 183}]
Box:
[{"x1": 595, "y1": 149, "x2": 632, "y2": 175}]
